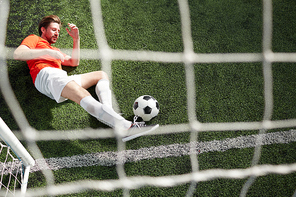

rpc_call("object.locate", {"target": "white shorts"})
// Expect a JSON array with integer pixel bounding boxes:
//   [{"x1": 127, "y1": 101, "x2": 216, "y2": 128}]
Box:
[{"x1": 34, "y1": 67, "x2": 81, "y2": 103}]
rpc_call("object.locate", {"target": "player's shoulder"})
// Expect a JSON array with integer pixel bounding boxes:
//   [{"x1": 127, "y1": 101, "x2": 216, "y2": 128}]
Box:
[
  {"x1": 25, "y1": 34, "x2": 41, "y2": 39},
  {"x1": 21, "y1": 34, "x2": 46, "y2": 49},
  {"x1": 22, "y1": 34, "x2": 41, "y2": 42}
]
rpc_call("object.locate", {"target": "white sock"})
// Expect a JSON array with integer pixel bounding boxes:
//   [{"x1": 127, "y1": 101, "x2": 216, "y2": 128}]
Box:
[
  {"x1": 80, "y1": 96, "x2": 131, "y2": 129},
  {"x1": 95, "y1": 79, "x2": 112, "y2": 107}
]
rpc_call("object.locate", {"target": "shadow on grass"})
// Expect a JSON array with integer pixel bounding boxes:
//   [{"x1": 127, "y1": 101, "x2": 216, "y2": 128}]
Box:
[{"x1": 0, "y1": 60, "x2": 54, "y2": 130}]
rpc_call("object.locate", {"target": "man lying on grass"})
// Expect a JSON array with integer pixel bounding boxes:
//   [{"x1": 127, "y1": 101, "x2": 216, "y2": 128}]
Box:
[{"x1": 13, "y1": 15, "x2": 158, "y2": 140}]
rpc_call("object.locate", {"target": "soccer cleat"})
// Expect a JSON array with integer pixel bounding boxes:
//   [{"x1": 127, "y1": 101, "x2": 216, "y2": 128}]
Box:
[{"x1": 122, "y1": 117, "x2": 159, "y2": 142}]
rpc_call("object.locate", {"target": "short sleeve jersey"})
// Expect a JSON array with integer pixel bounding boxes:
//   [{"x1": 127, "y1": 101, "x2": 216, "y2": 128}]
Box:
[{"x1": 20, "y1": 34, "x2": 67, "y2": 83}]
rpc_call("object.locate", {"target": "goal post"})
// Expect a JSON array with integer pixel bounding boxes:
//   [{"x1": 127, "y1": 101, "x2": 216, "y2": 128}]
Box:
[{"x1": 0, "y1": 117, "x2": 35, "y2": 196}]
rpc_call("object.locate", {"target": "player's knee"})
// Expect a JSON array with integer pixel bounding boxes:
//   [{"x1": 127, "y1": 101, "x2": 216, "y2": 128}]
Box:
[{"x1": 99, "y1": 71, "x2": 109, "y2": 80}]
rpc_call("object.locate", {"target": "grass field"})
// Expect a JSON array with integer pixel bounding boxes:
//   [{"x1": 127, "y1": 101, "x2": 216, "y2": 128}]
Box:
[{"x1": 2, "y1": 0, "x2": 296, "y2": 196}]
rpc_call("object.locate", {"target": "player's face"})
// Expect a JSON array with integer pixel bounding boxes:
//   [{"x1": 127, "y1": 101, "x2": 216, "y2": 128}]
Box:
[{"x1": 42, "y1": 22, "x2": 60, "y2": 44}]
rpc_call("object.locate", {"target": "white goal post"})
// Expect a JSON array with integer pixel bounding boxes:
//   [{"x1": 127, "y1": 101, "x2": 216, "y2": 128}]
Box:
[{"x1": 0, "y1": 117, "x2": 35, "y2": 196}]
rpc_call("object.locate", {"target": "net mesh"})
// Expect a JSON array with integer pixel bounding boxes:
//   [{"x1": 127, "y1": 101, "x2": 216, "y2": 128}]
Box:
[
  {"x1": 1, "y1": 0, "x2": 296, "y2": 196},
  {"x1": 0, "y1": 142, "x2": 22, "y2": 197}
]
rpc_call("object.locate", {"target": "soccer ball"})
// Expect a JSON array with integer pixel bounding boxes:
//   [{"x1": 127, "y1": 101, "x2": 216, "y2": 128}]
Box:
[{"x1": 133, "y1": 95, "x2": 160, "y2": 121}]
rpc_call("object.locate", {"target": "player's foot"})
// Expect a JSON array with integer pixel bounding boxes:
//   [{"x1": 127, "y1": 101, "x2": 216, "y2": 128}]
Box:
[{"x1": 122, "y1": 118, "x2": 159, "y2": 142}]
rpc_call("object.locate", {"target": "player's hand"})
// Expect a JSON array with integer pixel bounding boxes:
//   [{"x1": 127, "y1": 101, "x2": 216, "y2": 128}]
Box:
[
  {"x1": 48, "y1": 49, "x2": 65, "y2": 62},
  {"x1": 66, "y1": 23, "x2": 79, "y2": 40}
]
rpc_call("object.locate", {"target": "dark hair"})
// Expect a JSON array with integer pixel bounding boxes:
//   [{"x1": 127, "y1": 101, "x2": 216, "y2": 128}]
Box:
[{"x1": 38, "y1": 15, "x2": 61, "y2": 36}]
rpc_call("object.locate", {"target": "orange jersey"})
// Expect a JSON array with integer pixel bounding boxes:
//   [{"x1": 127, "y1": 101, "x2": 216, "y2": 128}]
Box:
[{"x1": 20, "y1": 34, "x2": 67, "y2": 83}]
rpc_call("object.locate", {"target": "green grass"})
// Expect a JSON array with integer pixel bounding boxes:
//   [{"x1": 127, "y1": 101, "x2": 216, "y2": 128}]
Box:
[{"x1": 2, "y1": 0, "x2": 296, "y2": 196}]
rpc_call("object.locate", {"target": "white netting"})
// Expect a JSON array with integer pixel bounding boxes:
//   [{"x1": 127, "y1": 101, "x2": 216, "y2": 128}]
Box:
[
  {"x1": 1, "y1": 0, "x2": 296, "y2": 196},
  {"x1": 0, "y1": 142, "x2": 22, "y2": 197}
]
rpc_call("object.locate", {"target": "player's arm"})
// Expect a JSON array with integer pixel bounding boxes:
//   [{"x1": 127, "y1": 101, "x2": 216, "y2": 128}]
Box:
[
  {"x1": 62, "y1": 23, "x2": 80, "y2": 67},
  {"x1": 13, "y1": 45, "x2": 65, "y2": 62}
]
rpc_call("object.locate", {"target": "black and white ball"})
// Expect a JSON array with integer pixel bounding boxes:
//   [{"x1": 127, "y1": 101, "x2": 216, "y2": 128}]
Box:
[{"x1": 133, "y1": 95, "x2": 160, "y2": 121}]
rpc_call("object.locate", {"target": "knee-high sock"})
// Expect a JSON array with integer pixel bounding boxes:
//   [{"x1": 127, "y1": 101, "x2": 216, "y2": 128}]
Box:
[
  {"x1": 80, "y1": 96, "x2": 131, "y2": 129},
  {"x1": 95, "y1": 79, "x2": 112, "y2": 107}
]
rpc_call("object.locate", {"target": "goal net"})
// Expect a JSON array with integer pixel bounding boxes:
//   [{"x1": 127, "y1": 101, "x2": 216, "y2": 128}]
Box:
[
  {"x1": 1, "y1": 0, "x2": 296, "y2": 196},
  {"x1": 0, "y1": 117, "x2": 35, "y2": 197}
]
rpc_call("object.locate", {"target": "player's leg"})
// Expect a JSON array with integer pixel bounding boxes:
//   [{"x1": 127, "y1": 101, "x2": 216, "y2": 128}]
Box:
[
  {"x1": 62, "y1": 71, "x2": 159, "y2": 139},
  {"x1": 78, "y1": 71, "x2": 160, "y2": 140},
  {"x1": 80, "y1": 70, "x2": 108, "y2": 89},
  {"x1": 61, "y1": 80, "x2": 90, "y2": 104},
  {"x1": 61, "y1": 81, "x2": 131, "y2": 129},
  {"x1": 80, "y1": 71, "x2": 112, "y2": 107}
]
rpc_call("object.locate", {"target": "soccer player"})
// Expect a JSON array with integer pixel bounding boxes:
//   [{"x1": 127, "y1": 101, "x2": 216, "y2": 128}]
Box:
[{"x1": 13, "y1": 15, "x2": 158, "y2": 140}]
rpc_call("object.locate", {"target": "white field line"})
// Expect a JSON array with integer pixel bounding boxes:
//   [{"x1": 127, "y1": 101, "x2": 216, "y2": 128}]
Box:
[{"x1": 30, "y1": 130, "x2": 296, "y2": 172}]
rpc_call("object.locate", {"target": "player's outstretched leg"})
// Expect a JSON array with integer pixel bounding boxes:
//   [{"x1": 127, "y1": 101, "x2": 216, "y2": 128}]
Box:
[
  {"x1": 80, "y1": 95, "x2": 132, "y2": 129},
  {"x1": 80, "y1": 97, "x2": 159, "y2": 140},
  {"x1": 63, "y1": 79, "x2": 159, "y2": 140}
]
